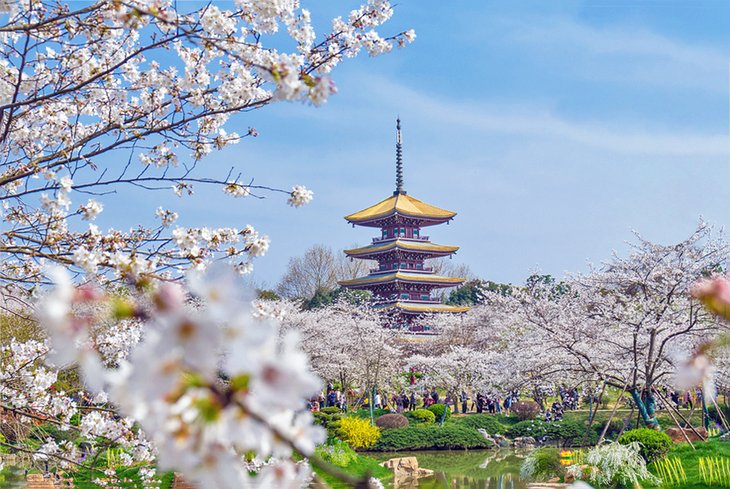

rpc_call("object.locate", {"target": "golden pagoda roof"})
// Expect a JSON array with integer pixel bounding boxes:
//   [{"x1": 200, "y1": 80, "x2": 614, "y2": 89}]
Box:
[
  {"x1": 374, "y1": 302, "x2": 471, "y2": 314},
  {"x1": 338, "y1": 271, "x2": 464, "y2": 288},
  {"x1": 344, "y1": 239, "x2": 459, "y2": 257},
  {"x1": 344, "y1": 193, "x2": 456, "y2": 224}
]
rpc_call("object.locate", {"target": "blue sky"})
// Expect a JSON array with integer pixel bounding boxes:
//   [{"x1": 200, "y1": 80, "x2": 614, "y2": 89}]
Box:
[{"x1": 103, "y1": 1, "x2": 730, "y2": 289}]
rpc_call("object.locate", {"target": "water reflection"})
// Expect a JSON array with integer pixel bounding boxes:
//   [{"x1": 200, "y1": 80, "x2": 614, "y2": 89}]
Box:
[
  {"x1": 0, "y1": 466, "x2": 26, "y2": 489},
  {"x1": 366, "y1": 450, "x2": 530, "y2": 489}
]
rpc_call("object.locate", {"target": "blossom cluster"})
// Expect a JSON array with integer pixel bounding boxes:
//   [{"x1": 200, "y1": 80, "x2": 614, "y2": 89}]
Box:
[
  {"x1": 0, "y1": 336, "x2": 154, "y2": 479},
  {"x1": 0, "y1": 0, "x2": 413, "y2": 291},
  {"x1": 37, "y1": 265, "x2": 327, "y2": 488}
]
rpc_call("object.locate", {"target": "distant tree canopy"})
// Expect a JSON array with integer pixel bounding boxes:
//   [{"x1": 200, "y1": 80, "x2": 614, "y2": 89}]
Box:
[
  {"x1": 524, "y1": 274, "x2": 571, "y2": 299},
  {"x1": 446, "y1": 279, "x2": 513, "y2": 305},
  {"x1": 301, "y1": 287, "x2": 371, "y2": 310},
  {"x1": 257, "y1": 289, "x2": 281, "y2": 301}
]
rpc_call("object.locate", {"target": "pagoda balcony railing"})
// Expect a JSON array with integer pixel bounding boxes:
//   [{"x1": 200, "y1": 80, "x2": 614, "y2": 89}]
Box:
[
  {"x1": 370, "y1": 267, "x2": 434, "y2": 274},
  {"x1": 371, "y1": 236, "x2": 430, "y2": 244},
  {"x1": 375, "y1": 298, "x2": 442, "y2": 304}
]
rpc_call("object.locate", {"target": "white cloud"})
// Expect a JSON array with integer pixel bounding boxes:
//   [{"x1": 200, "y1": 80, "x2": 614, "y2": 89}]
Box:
[
  {"x1": 342, "y1": 75, "x2": 729, "y2": 157},
  {"x1": 502, "y1": 16, "x2": 730, "y2": 92}
]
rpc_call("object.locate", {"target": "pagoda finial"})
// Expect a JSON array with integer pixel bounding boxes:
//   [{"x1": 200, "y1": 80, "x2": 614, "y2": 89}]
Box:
[{"x1": 395, "y1": 117, "x2": 405, "y2": 195}]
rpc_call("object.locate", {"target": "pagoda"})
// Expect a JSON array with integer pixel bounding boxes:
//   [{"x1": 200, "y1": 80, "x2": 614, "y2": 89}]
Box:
[{"x1": 338, "y1": 119, "x2": 469, "y2": 330}]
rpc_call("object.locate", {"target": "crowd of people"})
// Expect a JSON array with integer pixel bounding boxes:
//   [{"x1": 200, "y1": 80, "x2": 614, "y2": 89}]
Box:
[
  {"x1": 308, "y1": 384, "x2": 525, "y2": 415},
  {"x1": 307, "y1": 382, "x2": 713, "y2": 422}
]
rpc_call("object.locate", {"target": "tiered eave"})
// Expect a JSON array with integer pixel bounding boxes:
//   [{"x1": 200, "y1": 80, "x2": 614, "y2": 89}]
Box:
[
  {"x1": 344, "y1": 193, "x2": 456, "y2": 228},
  {"x1": 338, "y1": 271, "x2": 464, "y2": 289},
  {"x1": 344, "y1": 239, "x2": 459, "y2": 260},
  {"x1": 373, "y1": 302, "x2": 471, "y2": 314}
]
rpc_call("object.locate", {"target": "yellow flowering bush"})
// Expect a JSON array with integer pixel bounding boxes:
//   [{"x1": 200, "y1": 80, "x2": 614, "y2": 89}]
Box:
[{"x1": 338, "y1": 416, "x2": 381, "y2": 449}]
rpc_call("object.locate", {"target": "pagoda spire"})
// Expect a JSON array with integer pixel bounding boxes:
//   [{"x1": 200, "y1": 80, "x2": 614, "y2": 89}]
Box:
[{"x1": 395, "y1": 117, "x2": 406, "y2": 195}]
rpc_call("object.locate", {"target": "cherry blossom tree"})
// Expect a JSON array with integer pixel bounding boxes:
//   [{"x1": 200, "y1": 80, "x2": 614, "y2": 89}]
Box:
[
  {"x1": 422, "y1": 296, "x2": 584, "y2": 407},
  {"x1": 0, "y1": 0, "x2": 415, "y2": 293},
  {"x1": 500, "y1": 223, "x2": 729, "y2": 427},
  {"x1": 0, "y1": 0, "x2": 415, "y2": 487},
  {"x1": 280, "y1": 299, "x2": 403, "y2": 399}
]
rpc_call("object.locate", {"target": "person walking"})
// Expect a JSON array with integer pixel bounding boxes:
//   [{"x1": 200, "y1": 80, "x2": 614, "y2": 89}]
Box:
[
  {"x1": 460, "y1": 391, "x2": 469, "y2": 414},
  {"x1": 410, "y1": 392, "x2": 417, "y2": 411},
  {"x1": 396, "y1": 394, "x2": 404, "y2": 413}
]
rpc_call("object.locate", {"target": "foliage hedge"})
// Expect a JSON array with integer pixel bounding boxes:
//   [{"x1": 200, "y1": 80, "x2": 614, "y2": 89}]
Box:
[
  {"x1": 320, "y1": 406, "x2": 341, "y2": 415},
  {"x1": 597, "y1": 418, "x2": 626, "y2": 441},
  {"x1": 454, "y1": 414, "x2": 507, "y2": 434},
  {"x1": 370, "y1": 424, "x2": 493, "y2": 451},
  {"x1": 375, "y1": 413, "x2": 409, "y2": 430},
  {"x1": 505, "y1": 420, "x2": 595, "y2": 447},
  {"x1": 338, "y1": 417, "x2": 381, "y2": 449},
  {"x1": 404, "y1": 409, "x2": 436, "y2": 424},
  {"x1": 313, "y1": 410, "x2": 342, "y2": 439},
  {"x1": 708, "y1": 404, "x2": 730, "y2": 427},
  {"x1": 427, "y1": 403, "x2": 451, "y2": 422},
  {"x1": 618, "y1": 428, "x2": 672, "y2": 462},
  {"x1": 353, "y1": 408, "x2": 390, "y2": 419}
]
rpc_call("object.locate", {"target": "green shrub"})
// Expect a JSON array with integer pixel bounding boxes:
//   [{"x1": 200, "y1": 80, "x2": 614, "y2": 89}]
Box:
[
  {"x1": 505, "y1": 419, "x2": 547, "y2": 439},
  {"x1": 338, "y1": 417, "x2": 381, "y2": 449},
  {"x1": 505, "y1": 420, "x2": 591, "y2": 447},
  {"x1": 455, "y1": 414, "x2": 507, "y2": 434},
  {"x1": 593, "y1": 418, "x2": 625, "y2": 441},
  {"x1": 313, "y1": 410, "x2": 343, "y2": 439},
  {"x1": 371, "y1": 424, "x2": 493, "y2": 451},
  {"x1": 520, "y1": 447, "x2": 563, "y2": 481},
  {"x1": 427, "y1": 404, "x2": 451, "y2": 422},
  {"x1": 494, "y1": 414, "x2": 521, "y2": 426},
  {"x1": 314, "y1": 439, "x2": 358, "y2": 467},
  {"x1": 708, "y1": 404, "x2": 730, "y2": 426},
  {"x1": 375, "y1": 413, "x2": 409, "y2": 430},
  {"x1": 617, "y1": 428, "x2": 672, "y2": 462},
  {"x1": 353, "y1": 408, "x2": 389, "y2": 419},
  {"x1": 511, "y1": 400, "x2": 541, "y2": 420},
  {"x1": 405, "y1": 409, "x2": 436, "y2": 424},
  {"x1": 320, "y1": 406, "x2": 341, "y2": 415}
]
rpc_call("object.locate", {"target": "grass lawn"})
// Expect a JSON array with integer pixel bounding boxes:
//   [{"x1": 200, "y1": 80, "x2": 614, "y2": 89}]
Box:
[
  {"x1": 312, "y1": 452, "x2": 392, "y2": 488},
  {"x1": 646, "y1": 440, "x2": 730, "y2": 489},
  {"x1": 559, "y1": 408, "x2": 707, "y2": 432}
]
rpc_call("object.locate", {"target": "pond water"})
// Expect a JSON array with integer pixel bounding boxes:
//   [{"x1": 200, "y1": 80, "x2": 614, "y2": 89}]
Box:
[{"x1": 365, "y1": 449, "x2": 532, "y2": 489}]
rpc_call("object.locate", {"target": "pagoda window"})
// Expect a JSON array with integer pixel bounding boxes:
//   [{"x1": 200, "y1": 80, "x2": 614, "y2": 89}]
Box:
[
  {"x1": 379, "y1": 263, "x2": 386, "y2": 271},
  {"x1": 382, "y1": 229, "x2": 388, "y2": 239},
  {"x1": 416, "y1": 263, "x2": 423, "y2": 270},
  {"x1": 392, "y1": 263, "x2": 398, "y2": 270},
  {"x1": 400, "y1": 227, "x2": 406, "y2": 237},
  {"x1": 400, "y1": 262, "x2": 407, "y2": 269},
  {"x1": 400, "y1": 293, "x2": 409, "y2": 300},
  {"x1": 392, "y1": 228, "x2": 398, "y2": 237},
  {"x1": 421, "y1": 294, "x2": 430, "y2": 301},
  {"x1": 413, "y1": 228, "x2": 420, "y2": 238}
]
